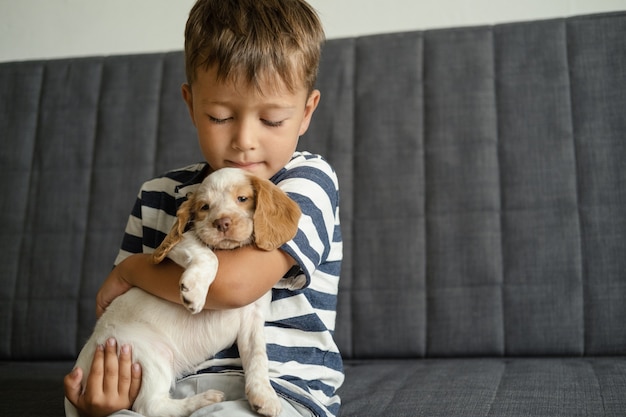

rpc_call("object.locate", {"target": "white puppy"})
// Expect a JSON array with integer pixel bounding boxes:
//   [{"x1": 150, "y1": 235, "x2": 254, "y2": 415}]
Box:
[{"x1": 65, "y1": 167, "x2": 301, "y2": 417}]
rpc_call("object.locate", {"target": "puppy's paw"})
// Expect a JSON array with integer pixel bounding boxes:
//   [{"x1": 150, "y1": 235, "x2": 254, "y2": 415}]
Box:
[
  {"x1": 246, "y1": 384, "x2": 282, "y2": 417},
  {"x1": 179, "y1": 268, "x2": 211, "y2": 314},
  {"x1": 201, "y1": 389, "x2": 225, "y2": 405},
  {"x1": 174, "y1": 389, "x2": 224, "y2": 415}
]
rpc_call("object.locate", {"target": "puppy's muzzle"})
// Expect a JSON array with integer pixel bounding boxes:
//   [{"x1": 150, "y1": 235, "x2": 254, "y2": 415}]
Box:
[{"x1": 213, "y1": 217, "x2": 231, "y2": 233}]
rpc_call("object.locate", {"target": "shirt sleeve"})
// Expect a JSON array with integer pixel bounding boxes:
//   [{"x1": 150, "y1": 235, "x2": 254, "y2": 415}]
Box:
[
  {"x1": 274, "y1": 154, "x2": 341, "y2": 289},
  {"x1": 112, "y1": 173, "x2": 182, "y2": 266},
  {"x1": 113, "y1": 195, "x2": 144, "y2": 266}
]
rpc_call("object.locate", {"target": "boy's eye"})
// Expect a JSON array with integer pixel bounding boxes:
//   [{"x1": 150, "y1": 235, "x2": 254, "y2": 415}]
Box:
[
  {"x1": 261, "y1": 119, "x2": 283, "y2": 128},
  {"x1": 208, "y1": 115, "x2": 230, "y2": 124}
]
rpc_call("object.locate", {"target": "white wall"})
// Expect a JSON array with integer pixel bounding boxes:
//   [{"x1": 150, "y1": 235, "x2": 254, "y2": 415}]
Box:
[{"x1": 1, "y1": 0, "x2": 625, "y2": 63}]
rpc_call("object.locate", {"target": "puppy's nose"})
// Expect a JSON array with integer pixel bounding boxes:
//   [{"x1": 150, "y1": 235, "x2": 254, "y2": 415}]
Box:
[{"x1": 213, "y1": 217, "x2": 231, "y2": 232}]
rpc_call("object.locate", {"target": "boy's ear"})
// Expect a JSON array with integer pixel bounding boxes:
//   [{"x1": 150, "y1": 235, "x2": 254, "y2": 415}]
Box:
[
  {"x1": 298, "y1": 89, "x2": 320, "y2": 136},
  {"x1": 181, "y1": 83, "x2": 196, "y2": 126}
]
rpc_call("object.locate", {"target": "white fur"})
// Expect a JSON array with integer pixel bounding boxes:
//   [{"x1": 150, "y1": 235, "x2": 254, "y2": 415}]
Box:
[{"x1": 65, "y1": 168, "x2": 284, "y2": 417}]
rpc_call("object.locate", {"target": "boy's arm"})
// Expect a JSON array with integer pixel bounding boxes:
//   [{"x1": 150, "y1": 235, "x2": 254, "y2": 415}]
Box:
[
  {"x1": 97, "y1": 246, "x2": 295, "y2": 317},
  {"x1": 204, "y1": 246, "x2": 297, "y2": 308}
]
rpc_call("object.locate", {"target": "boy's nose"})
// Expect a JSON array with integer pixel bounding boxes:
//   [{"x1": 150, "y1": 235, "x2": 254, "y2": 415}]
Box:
[{"x1": 232, "y1": 120, "x2": 258, "y2": 151}]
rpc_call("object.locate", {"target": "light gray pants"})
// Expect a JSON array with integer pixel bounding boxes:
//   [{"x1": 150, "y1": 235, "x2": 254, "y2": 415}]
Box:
[{"x1": 111, "y1": 373, "x2": 313, "y2": 417}]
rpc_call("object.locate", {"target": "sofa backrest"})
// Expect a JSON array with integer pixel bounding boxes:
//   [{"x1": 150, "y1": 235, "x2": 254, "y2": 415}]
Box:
[
  {"x1": 1, "y1": 12, "x2": 625, "y2": 361},
  {"x1": 0, "y1": 53, "x2": 200, "y2": 359}
]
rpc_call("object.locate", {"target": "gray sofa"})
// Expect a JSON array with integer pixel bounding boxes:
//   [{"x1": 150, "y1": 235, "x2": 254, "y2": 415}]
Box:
[{"x1": 2, "y1": 11, "x2": 625, "y2": 417}]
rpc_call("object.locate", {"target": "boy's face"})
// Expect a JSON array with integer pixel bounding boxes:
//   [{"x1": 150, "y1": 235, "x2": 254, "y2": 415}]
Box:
[{"x1": 182, "y1": 66, "x2": 320, "y2": 180}]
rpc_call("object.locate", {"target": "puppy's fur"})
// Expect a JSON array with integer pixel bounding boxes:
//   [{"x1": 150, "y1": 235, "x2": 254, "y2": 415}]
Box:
[{"x1": 65, "y1": 167, "x2": 301, "y2": 417}]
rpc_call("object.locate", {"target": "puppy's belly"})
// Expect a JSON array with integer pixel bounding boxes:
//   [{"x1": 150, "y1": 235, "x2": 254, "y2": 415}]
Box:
[{"x1": 80, "y1": 287, "x2": 242, "y2": 378}]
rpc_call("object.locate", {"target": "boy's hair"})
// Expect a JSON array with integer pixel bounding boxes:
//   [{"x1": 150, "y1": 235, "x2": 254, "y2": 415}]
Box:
[{"x1": 184, "y1": 0, "x2": 325, "y2": 94}]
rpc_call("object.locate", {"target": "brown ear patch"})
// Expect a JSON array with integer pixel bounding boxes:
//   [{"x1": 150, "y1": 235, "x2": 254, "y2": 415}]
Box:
[
  {"x1": 249, "y1": 175, "x2": 301, "y2": 251},
  {"x1": 152, "y1": 197, "x2": 194, "y2": 263}
]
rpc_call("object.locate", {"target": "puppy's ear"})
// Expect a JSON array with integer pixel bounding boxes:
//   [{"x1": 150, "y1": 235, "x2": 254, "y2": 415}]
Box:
[
  {"x1": 250, "y1": 176, "x2": 301, "y2": 251},
  {"x1": 152, "y1": 197, "x2": 194, "y2": 264}
]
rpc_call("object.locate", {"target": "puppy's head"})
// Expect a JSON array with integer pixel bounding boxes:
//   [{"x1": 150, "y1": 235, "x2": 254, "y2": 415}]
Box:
[{"x1": 152, "y1": 167, "x2": 301, "y2": 263}]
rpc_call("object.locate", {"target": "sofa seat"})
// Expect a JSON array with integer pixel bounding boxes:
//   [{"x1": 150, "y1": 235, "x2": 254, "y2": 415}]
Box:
[
  {"x1": 339, "y1": 358, "x2": 626, "y2": 416},
  {"x1": 4, "y1": 357, "x2": 624, "y2": 416},
  {"x1": 0, "y1": 361, "x2": 71, "y2": 416}
]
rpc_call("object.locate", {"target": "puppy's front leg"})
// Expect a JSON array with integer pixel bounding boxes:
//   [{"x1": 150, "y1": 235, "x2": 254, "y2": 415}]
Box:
[
  {"x1": 179, "y1": 253, "x2": 218, "y2": 313},
  {"x1": 164, "y1": 232, "x2": 219, "y2": 314}
]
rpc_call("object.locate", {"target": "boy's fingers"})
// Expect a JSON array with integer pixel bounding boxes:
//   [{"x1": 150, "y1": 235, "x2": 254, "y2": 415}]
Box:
[
  {"x1": 63, "y1": 367, "x2": 83, "y2": 405},
  {"x1": 102, "y1": 338, "x2": 119, "y2": 394},
  {"x1": 118, "y1": 344, "x2": 142, "y2": 402},
  {"x1": 117, "y1": 344, "x2": 132, "y2": 393},
  {"x1": 86, "y1": 344, "x2": 105, "y2": 393},
  {"x1": 129, "y1": 362, "x2": 142, "y2": 402}
]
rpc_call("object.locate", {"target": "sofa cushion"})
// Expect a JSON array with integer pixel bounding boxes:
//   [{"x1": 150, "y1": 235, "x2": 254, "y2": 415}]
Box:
[
  {"x1": 0, "y1": 361, "x2": 71, "y2": 416},
  {"x1": 338, "y1": 358, "x2": 626, "y2": 416}
]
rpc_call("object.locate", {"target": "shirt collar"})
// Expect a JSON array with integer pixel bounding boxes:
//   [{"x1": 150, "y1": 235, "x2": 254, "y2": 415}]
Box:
[{"x1": 174, "y1": 163, "x2": 211, "y2": 207}]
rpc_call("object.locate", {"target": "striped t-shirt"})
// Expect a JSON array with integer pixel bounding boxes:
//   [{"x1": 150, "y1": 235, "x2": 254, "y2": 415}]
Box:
[{"x1": 114, "y1": 151, "x2": 344, "y2": 417}]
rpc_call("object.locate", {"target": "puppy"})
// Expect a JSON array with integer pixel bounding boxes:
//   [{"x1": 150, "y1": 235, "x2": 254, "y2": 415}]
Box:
[{"x1": 65, "y1": 167, "x2": 301, "y2": 417}]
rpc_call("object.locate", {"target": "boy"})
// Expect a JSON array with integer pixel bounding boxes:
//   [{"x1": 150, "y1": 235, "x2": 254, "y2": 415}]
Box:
[{"x1": 63, "y1": 0, "x2": 344, "y2": 416}]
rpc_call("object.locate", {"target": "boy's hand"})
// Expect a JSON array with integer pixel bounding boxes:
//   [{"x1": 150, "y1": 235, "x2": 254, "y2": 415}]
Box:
[
  {"x1": 64, "y1": 338, "x2": 142, "y2": 417},
  {"x1": 96, "y1": 261, "x2": 134, "y2": 318}
]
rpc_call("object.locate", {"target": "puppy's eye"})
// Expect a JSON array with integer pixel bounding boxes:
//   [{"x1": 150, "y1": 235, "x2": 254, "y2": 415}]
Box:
[
  {"x1": 200, "y1": 203, "x2": 210, "y2": 211},
  {"x1": 237, "y1": 196, "x2": 248, "y2": 203}
]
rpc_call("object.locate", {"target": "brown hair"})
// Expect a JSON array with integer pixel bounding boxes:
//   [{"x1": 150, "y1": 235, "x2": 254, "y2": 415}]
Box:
[{"x1": 184, "y1": 0, "x2": 325, "y2": 94}]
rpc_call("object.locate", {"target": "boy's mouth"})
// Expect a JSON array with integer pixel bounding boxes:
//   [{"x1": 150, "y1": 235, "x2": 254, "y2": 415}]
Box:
[{"x1": 227, "y1": 160, "x2": 261, "y2": 170}]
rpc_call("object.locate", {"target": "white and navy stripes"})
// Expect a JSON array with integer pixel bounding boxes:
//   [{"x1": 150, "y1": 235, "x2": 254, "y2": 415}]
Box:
[{"x1": 114, "y1": 152, "x2": 344, "y2": 417}]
